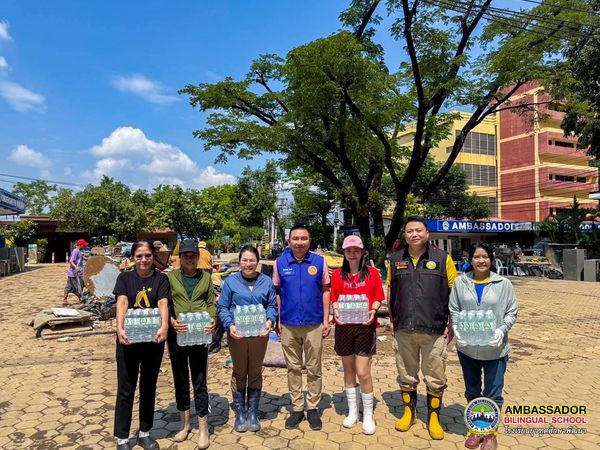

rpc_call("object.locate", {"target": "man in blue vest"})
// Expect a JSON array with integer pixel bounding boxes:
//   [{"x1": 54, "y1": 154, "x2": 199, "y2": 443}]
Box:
[{"x1": 274, "y1": 225, "x2": 331, "y2": 431}]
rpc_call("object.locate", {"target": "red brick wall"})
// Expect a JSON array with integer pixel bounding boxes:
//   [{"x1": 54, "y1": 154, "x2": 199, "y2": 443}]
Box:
[
  {"x1": 499, "y1": 136, "x2": 535, "y2": 170},
  {"x1": 501, "y1": 203, "x2": 536, "y2": 221}
]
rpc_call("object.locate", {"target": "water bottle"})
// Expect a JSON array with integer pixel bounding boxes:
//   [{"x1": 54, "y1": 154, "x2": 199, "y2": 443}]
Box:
[
  {"x1": 242, "y1": 305, "x2": 251, "y2": 337},
  {"x1": 360, "y1": 294, "x2": 369, "y2": 323},
  {"x1": 202, "y1": 312, "x2": 212, "y2": 345},
  {"x1": 259, "y1": 304, "x2": 266, "y2": 334},
  {"x1": 248, "y1": 305, "x2": 257, "y2": 336},
  {"x1": 235, "y1": 305, "x2": 242, "y2": 336},
  {"x1": 484, "y1": 310, "x2": 496, "y2": 345},
  {"x1": 152, "y1": 308, "x2": 161, "y2": 339},
  {"x1": 457, "y1": 310, "x2": 467, "y2": 342},
  {"x1": 475, "y1": 310, "x2": 485, "y2": 345},
  {"x1": 466, "y1": 310, "x2": 477, "y2": 345},
  {"x1": 338, "y1": 295, "x2": 346, "y2": 323},
  {"x1": 125, "y1": 309, "x2": 134, "y2": 342},
  {"x1": 176, "y1": 313, "x2": 185, "y2": 346}
]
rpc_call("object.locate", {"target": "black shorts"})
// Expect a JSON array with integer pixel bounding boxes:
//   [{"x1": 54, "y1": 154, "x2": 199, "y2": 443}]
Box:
[{"x1": 334, "y1": 324, "x2": 376, "y2": 357}]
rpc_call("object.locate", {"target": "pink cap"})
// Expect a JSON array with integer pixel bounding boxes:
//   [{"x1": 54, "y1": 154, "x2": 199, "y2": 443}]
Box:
[{"x1": 342, "y1": 235, "x2": 364, "y2": 249}]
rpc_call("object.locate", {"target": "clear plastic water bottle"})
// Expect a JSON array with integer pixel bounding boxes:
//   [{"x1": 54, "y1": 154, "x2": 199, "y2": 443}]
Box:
[
  {"x1": 242, "y1": 305, "x2": 251, "y2": 337},
  {"x1": 475, "y1": 310, "x2": 485, "y2": 345},
  {"x1": 202, "y1": 312, "x2": 211, "y2": 345},
  {"x1": 360, "y1": 294, "x2": 369, "y2": 323},
  {"x1": 338, "y1": 295, "x2": 346, "y2": 323},
  {"x1": 483, "y1": 310, "x2": 496, "y2": 345},
  {"x1": 259, "y1": 304, "x2": 266, "y2": 334},
  {"x1": 457, "y1": 310, "x2": 467, "y2": 342},
  {"x1": 248, "y1": 305, "x2": 257, "y2": 336},
  {"x1": 235, "y1": 305, "x2": 243, "y2": 336},
  {"x1": 466, "y1": 310, "x2": 477, "y2": 345}
]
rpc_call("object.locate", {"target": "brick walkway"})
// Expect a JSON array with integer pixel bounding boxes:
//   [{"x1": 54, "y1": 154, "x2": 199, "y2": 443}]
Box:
[{"x1": 0, "y1": 265, "x2": 598, "y2": 449}]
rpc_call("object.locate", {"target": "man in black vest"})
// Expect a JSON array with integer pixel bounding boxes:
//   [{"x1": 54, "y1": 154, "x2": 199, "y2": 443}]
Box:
[{"x1": 387, "y1": 216, "x2": 457, "y2": 440}]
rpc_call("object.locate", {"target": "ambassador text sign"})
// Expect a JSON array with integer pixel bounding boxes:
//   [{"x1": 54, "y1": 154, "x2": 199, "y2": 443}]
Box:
[{"x1": 427, "y1": 219, "x2": 516, "y2": 233}]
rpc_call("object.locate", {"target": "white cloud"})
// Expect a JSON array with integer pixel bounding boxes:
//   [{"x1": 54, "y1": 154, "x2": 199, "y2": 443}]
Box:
[
  {"x1": 0, "y1": 80, "x2": 45, "y2": 112},
  {"x1": 64, "y1": 167, "x2": 72, "y2": 176},
  {"x1": 0, "y1": 20, "x2": 11, "y2": 41},
  {"x1": 0, "y1": 56, "x2": 7, "y2": 71},
  {"x1": 8, "y1": 144, "x2": 52, "y2": 168},
  {"x1": 87, "y1": 127, "x2": 235, "y2": 188},
  {"x1": 111, "y1": 74, "x2": 178, "y2": 105}
]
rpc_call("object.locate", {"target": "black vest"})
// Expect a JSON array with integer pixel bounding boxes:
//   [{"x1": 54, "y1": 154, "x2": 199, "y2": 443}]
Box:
[{"x1": 389, "y1": 245, "x2": 450, "y2": 334}]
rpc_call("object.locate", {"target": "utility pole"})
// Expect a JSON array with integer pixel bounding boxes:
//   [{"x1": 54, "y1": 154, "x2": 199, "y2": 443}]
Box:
[{"x1": 333, "y1": 204, "x2": 340, "y2": 250}]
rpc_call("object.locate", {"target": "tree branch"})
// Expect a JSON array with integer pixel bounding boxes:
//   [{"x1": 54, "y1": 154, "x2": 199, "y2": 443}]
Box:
[
  {"x1": 354, "y1": 0, "x2": 381, "y2": 40},
  {"x1": 254, "y1": 70, "x2": 290, "y2": 113}
]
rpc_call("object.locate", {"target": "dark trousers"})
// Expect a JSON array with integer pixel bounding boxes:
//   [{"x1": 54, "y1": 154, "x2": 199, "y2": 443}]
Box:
[
  {"x1": 227, "y1": 335, "x2": 268, "y2": 391},
  {"x1": 457, "y1": 351, "x2": 508, "y2": 408},
  {"x1": 114, "y1": 340, "x2": 165, "y2": 439},
  {"x1": 167, "y1": 330, "x2": 210, "y2": 416}
]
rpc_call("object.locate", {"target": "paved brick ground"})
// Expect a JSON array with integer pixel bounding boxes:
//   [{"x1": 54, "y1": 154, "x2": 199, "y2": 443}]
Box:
[{"x1": 0, "y1": 265, "x2": 598, "y2": 449}]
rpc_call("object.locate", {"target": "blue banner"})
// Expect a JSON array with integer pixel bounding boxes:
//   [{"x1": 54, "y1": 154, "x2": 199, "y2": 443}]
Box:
[
  {"x1": 0, "y1": 188, "x2": 25, "y2": 215},
  {"x1": 427, "y1": 219, "x2": 517, "y2": 233}
]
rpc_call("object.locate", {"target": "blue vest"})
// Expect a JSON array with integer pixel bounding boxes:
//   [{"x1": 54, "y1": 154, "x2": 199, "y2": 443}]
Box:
[{"x1": 277, "y1": 251, "x2": 325, "y2": 326}]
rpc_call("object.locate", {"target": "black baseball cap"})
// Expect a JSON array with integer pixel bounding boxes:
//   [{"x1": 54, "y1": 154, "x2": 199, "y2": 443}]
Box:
[{"x1": 179, "y1": 238, "x2": 199, "y2": 255}]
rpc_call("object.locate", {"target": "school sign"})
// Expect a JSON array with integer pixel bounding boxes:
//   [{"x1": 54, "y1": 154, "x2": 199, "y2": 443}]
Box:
[{"x1": 427, "y1": 220, "x2": 522, "y2": 233}]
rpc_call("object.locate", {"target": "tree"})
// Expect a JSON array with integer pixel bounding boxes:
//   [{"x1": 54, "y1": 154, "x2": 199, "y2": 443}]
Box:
[
  {"x1": 12, "y1": 180, "x2": 57, "y2": 215},
  {"x1": 233, "y1": 162, "x2": 279, "y2": 229},
  {"x1": 290, "y1": 184, "x2": 336, "y2": 247},
  {"x1": 182, "y1": 0, "x2": 585, "y2": 249},
  {"x1": 149, "y1": 185, "x2": 202, "y2": 239},
  {"x1": 1, "y1": 220, "x2": 38, "y2": 246},
  {"x1": 50, "y1": 176, "x2": 148, "y2": 240}
]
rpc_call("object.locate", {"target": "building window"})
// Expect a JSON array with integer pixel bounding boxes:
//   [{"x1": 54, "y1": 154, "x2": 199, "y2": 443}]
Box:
[
  {"x1": 550, "y1": 174, "x2": 588, "y2": 183},
  {"x1": 448, "y1": 131, "x2": 496, "y2": 155},
  {"x1": 549, "y1": 139, "x2": 575, "y2": 148},
  {"x1": 456, "y1": 163, "x2": 498, "y2": 187},
  {"x1": 484, "y1": 196, "x2": 498, "y2": 216}
]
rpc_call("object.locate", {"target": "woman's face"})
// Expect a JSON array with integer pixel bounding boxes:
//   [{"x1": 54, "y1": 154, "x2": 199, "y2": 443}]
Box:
[
  {"x1": 134, "y1": 244, "x2": 154, "y2": 271},
  {"x1": 239, "y1": 250, "x2": 258, "y2": 277},
  {"x1": 344, "y1": 246, "x2": 364, "y2": 264},
  {"x1": 471, "y1": 247, "x2": 492, "y2": 276}
]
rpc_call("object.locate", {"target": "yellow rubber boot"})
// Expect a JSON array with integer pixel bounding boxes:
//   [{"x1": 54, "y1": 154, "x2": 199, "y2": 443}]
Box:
[
  {"x1": 394, "y1": 389, "x2": 417, "y2": 432},
  {"x1": 427, "y1": 391, "x2": 444, "y2": 440}
]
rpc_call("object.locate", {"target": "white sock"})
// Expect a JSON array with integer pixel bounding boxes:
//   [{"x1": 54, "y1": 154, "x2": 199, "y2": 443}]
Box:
[
  {"x1": 138, "y1": 430, "x2": 150, "y2": 438},
  {"x1": 117, "y1": 438, "x2": 129, "y2": 445}
]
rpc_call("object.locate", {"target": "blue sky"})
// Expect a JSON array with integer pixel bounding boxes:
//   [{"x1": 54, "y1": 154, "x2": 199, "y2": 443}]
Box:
[{"x1": 0, "y1": 0, "x2": 366, "y2": 191}]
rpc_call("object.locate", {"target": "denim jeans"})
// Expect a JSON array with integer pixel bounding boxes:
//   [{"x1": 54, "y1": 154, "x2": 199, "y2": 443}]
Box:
[{"x1": 457, "y1": 351, "x2": 508, "y2": 408}]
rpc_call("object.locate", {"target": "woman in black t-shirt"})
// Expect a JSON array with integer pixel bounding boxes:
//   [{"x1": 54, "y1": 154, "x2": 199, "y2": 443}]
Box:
[{"x1": 112, "y1": 240, "x2": 171, "y2": 450}]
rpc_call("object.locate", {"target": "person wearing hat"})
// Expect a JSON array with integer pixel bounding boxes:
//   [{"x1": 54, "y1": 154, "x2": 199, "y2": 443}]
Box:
[
  {"x1": 197, "y1": 241, "x2": 214, "y2": 274},
  {"x1": 386, "y1": 216, "x2": 457, "y2": 440},
  {"x1": 63, "y1": 238, "x2": 88, "y2": 306},
  {"x1": 331, "y1": 235, "x2": 384, "y2": 435},
  {"x1": 166, "y1": 238, "x2": 216, "y2": 449},
  {"x1": 152, "y1": 241, "x2": 170, "y2": 272}
]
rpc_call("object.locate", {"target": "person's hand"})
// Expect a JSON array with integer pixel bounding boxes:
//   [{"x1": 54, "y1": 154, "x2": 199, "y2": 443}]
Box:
[
  {"x1": 454, "y1": 329, "x2": 467, "y2": 347},
  {"x1": 117, "y1": 328, "x2": 130, "y2": 345},
  {"x1": 444, "y1": 325, "x2": 454, "y2": 342},
  {"x1": 386, "y1": 321, "x2": 394, "y2": 335},
  {"x1": 276, "y1": 322, "x2": 282, "y2": 337},
  {"x1": 171, "y1": 319, "x2": 188, "y2": 334},
  {"x1": 490, "y1": 329, "x2": 504, "y2": 347},
  {"x1": 322, "y1": 321, "x2": 331, "y2": 338},
  {"x1": 204, "y1": 319, "x2": 215, "y2": 335},
  {"x1": 229, "y1": 325, "x2": 243, "y2": 340},
  {"x1": 154, "y1": 326, "x2": 168, "y2": 343},
  {"x1": 260, "y1": 320, "x2": 273, "y2": 337},
  {"x1": 333, "y1": 309, "x2": 344, "y2": 325},
  {"x1": 363, "y1": 309, "x2": 376, "y2": 326}
]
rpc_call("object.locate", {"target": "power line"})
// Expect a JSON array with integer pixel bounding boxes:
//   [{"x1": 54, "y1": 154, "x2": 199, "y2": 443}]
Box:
[
  {"x1": 0, "y1": 172, "x2": 83, "y2": 188},
  {"x1": 515, "y1": 0, "x2": 598, "y2": 16}
]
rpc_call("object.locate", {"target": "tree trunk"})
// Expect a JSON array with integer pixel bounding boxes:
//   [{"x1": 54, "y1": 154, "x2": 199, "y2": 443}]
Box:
[{"x1": 384, "y1": 193, "x2": 408, "y2": 250}]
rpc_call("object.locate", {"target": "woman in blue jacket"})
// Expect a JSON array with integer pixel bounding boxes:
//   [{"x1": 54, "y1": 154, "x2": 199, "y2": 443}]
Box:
[{"x1": 217, "y1": 245, "x2": 277, "y2": 433}]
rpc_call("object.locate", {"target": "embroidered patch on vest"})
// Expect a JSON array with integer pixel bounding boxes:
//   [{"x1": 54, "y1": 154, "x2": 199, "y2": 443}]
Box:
[
  {"x1": 307, "y1": 265, "x2": 318, "y2": 275},
  {"x1": 395, "y1": 262, "x2": 409, "y2": 270},
  {"x1": 425, "y1": 261, "x2": 438, "y2": 270}
]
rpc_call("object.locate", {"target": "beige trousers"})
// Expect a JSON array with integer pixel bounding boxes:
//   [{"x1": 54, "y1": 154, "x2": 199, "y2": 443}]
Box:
[
  {"x1": 280, "y1": 324, "x2": 323, "y2": 411},
  {"x1": 394, "y1": 329, "x2": 447, "y2": 393}
]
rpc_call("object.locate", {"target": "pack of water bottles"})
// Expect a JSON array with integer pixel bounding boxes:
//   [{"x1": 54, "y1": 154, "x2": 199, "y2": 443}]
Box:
[
  {"x1": 456, "y1": 310, "x2": 497, "y2": 345},
  {"x1": 337, "y1": 294, "x2": 370, "y2": 324},
  {"x1": 235, "y1": 304, "x2": 267, "y2": 337},
  {"x1": 176, "y1": 312, "x2": 213, "y2": 346},
  {"x1": 125, "y1": 308, "x2": 161, "y2": 343}
]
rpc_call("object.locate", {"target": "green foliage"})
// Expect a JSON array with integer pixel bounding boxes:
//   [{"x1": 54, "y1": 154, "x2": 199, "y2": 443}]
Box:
[
  {"x1": 1, "y1": 220, "x2": 38, "y2": 245},
  {"x1": 233, "y1": 162, "x2": 279, "y2": 228},
  {"x1": 290, "y1": 184, "x2": 335, "y2": 247},
  {"x1": 12, "y1": 180, "x2": 57, "y2": 215},
  {"x1": 50, "y1": 176, "x2": 148, "y2": 241}
]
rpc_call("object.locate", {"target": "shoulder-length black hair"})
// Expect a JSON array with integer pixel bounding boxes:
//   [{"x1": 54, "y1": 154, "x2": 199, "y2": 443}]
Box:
[
  {"x1": 341, "y1": 250, "x2": 371, "y2": 282},
  {"x1": 465, "y1": 241, "x2": 496, "y2": 273}
]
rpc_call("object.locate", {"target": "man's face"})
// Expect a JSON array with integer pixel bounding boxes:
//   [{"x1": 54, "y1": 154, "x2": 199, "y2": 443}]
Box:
[
  {"x1": 288, "y1": 228, "x2": 311, "y2": 256},
  {"x1": 180, "y1": 252, "x2": 199, "y2": 271},
  {"x1": 404, "y1": 221, "x2": 429, "y2": 250}
]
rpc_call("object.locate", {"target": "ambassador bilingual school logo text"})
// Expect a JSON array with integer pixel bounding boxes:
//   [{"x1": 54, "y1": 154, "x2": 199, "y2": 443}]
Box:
[{"x1": 465, "y1": 398, "x2": 501, "y2": 435}]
